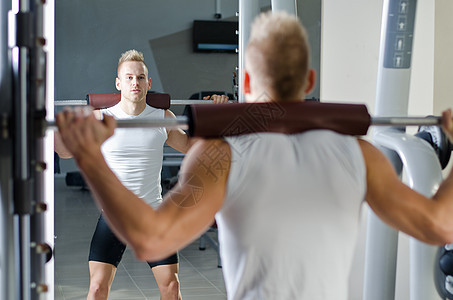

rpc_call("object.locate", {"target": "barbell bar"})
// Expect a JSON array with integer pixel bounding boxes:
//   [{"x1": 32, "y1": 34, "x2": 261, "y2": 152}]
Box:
[
  {"x1": 45, "y1": 102, "x2": 444, "y2": 138},
  {"x1": 46, "y1": 117, "x2": 189, "y2": 131},
  {"x1": 372, "y1": 116, "x2": 441, "y2": 126},
  {"x1": 46, "y1": 116, "x2": 441, "y2": 131}
]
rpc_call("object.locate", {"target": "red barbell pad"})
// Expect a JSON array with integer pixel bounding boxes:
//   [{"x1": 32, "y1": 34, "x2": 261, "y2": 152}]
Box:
[
  {"x1": 86, "y1": 92, "x2": 170, "y2": 110},
  {"x1": 186, "y1": 101, "x2": 371, "y2": 138}
]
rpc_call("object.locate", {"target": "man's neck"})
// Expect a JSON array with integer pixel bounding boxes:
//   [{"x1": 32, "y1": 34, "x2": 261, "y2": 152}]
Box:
[
  {"x1": 119, "y1": 98, "x2": 146, "y2": 116},
  {"x1": 245, "y1": 87, "x2": 305, "y2": 103}
]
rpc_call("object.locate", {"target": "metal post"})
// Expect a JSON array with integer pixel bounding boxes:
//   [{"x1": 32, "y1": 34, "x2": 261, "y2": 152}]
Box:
[
  {"x1": 8, "y1": 0, "x2": 51, "y2": 298},
  {"x1": 374, "y1": 0, "x2": 415, "y2": 118},
  {"x1": 364, "y1": 0, "x2": 411, "y2": 299},
  {"x1": 43, "y1": 0, "x2": 55, "y2": 297},
  {"x1": 11, "y1": 0, "x2": 33, "y2": 296},
  {"x1": 29, "y1": 0, "x2": 51, "y2": 297},
  {"x1": 0, "y1": 0, "x2": 16, "y2": 298},
  {"x1": 238, "y1": 0, "x2": 259, "y2": 102},
  {"x1": 271, "y1": 0, "x2": 297, "y2": 15},
  {"x1": 363, "y1": 149, "x2": 400, "y2": 300}
]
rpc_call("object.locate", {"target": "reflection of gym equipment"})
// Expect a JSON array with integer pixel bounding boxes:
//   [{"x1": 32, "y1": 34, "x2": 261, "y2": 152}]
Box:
[
  {"x1": 54, "y1": 91, "x2": 237, "y2": 107},
  {"x1": 87, "y1": 92, "x2": 171, "y2": 110}
]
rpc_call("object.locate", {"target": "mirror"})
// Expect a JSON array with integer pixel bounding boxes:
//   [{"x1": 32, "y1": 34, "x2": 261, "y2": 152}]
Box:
[{"x1": 54, "y1": 1, "x2": 321, "y2": 298}]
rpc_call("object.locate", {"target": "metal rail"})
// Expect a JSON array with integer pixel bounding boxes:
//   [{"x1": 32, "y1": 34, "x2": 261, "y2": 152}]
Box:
[{"x1": 371, "y1": 116, "x2": 441, "y2": 126}]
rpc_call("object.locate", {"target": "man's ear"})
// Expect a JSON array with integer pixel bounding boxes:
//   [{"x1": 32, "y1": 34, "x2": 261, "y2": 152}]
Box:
[
  {"x1": 148, "y1": 78, "x2": 152, "y2": 90},
  {"x1": 243, "y1": 71, "x2": 251, "y2": 94},
  {"x1": 304, "y1": 69, "x2": 316, "y2": 94},
  {"x1": 115, "y1": 77, "x2": 121, "y2": 91}
]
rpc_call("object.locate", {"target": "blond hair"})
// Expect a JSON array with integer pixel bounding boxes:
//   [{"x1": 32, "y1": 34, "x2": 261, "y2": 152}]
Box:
[
  {"x1": 245, "y1": 11, "x2": 310, "y2": 101},
  {"x1": 117, "y1": 49, "x2": 148, "y2": 76}
]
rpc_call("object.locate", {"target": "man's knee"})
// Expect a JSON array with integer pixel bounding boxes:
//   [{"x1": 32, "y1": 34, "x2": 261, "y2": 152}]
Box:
[
  {"x1": 160, "y1": 277, "x2": 180, "y2": 298},
  {"x1": 87, "y1": 261, "x2": 116, "y2": 299},
  {"x1": 87, "y1": 281, "x2": 110, "y2": 300}
]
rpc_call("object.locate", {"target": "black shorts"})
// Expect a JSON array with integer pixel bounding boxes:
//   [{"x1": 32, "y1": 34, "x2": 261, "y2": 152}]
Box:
[{"x1": 88, "y1": 214, "x2": 179, "y2": 268}]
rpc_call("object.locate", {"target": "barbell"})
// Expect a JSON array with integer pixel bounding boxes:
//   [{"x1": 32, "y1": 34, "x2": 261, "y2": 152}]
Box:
[{"x1": 47, "y1": 102, "x2": 443, "y2": 138}]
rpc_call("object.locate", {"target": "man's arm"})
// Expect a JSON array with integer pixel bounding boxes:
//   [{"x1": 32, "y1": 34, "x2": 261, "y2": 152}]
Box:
[
  {"x1": 75, "y1": 138, "x2": 229, "y2": 261},
  {"x1": 360, "y1": 110, "x2": 453, "y2": 245},
  {"x1": 54, "y1": 132, "x2": 73, "y2": 158},
  {"x1": 165, "y1": 95, "x2": 230, "y2": 153},
  {"x1": 202, "y1": 94, "x2": 229, "y2": 103},
  {"x1": 57, "y1": 108, "x2": 230, "y2": 261},
  {"x1": 144, "y1": 139, "x2": 230, "y2": 260},
  {"x1": 54, "y1": 109, "x2": 102, "y2": 159},
  {"x1": 164, "y1": 109, "x2": 197, "y2": 154}
]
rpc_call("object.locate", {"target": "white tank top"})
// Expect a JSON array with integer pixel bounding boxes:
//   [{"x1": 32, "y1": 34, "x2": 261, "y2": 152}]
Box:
[
  {"x1": 100, "y1": 103, "x2": 167, "y2": 208},
  {"x1": 218, "y1": 131, "x2": 366, "y2": 300}
]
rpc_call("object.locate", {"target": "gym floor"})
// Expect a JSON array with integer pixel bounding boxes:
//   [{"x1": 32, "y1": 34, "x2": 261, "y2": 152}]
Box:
[{"x1": 54, "y1": 175, "x2": 226, "y2": 299}]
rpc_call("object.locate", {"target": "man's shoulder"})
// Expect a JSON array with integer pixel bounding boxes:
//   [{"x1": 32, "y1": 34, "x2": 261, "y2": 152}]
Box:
[
  {"x1": 185, "y1": 139, "x2": 231, "y2": 168},
  {"x1": 191, "y1": 139, "x2": 231, "y2": 157},
  {"x1": 141, "y1": 104, "x2": 165, "y2": 116},
  {"x1": 179, "y1": 139, "x2": 231, "y2": 186}
]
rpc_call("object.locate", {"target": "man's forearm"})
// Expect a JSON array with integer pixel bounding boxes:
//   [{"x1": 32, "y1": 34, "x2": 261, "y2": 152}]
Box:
[
  {"x1": 431, "y1": 169, "x2": 453, "y2": 243},
  {"x1": 54, "y1": 132, "x2": 73, "y2": 158}
]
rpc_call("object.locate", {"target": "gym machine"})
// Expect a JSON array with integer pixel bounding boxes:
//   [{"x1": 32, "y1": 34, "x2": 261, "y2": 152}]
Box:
[
  {"x1": 363, "y1": 0, "x2": 452, "y2": 299},
  {"x1": 1, "y1": 0, "x2": 53, "y2": 299}
]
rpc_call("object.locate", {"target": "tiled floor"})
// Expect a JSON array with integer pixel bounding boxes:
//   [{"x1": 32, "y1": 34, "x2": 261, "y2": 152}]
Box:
[{"x1": 54, "y1": 175, "x2": 227, "y2": 300}]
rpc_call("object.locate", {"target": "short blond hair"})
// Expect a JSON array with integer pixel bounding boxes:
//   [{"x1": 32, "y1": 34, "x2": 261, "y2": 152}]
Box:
[
  {"x1": 117, "y1": 49, "x2": 148, "y2": 76},
  {"x1": 245, "y1": 12, "x2": 310, "y2": 101}
]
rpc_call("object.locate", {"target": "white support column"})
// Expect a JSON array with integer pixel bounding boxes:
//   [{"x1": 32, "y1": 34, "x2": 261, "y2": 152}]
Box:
[
  {"x1": 363, "y1": 2, "x2": 406, "y2": 299},
  {"x1": 238, "y1": 0, "x2": 259, "y2": 102},
  {"x1": 43, "y1": 0, "x2": 54, "y2": 299},
  {"x1": 1, "y1": 0, "x2": 13, "y2": 297},
  {"x1": 366, "y1": 0, "x2": 440, "y2": 299},
  {"x1": 215, "y1": 0, "x2": 221, "y2": 17}
]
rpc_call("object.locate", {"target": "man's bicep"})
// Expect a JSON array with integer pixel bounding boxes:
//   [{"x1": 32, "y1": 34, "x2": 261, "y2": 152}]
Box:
[
  {"x1": 164, "y1": 109, "x2": 192, "y2": 153},
  {"x1": 359, "y1": 139, "x2": 409, "y2": 214},
  {"x1": 165, "y1": 139, "x2": 230, "y2": 217},
  {"x1": 156, "y1": 140, "x2": 230, "y2": 248},
  {"x1": 157, "y1": 180, "x2": 221, "y2": 242},
  {"x1": 54, "y1": 131, "x2": 73, "y2": 158}
]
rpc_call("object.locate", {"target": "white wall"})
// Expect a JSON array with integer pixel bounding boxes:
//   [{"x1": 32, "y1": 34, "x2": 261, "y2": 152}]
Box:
[
  {"x1": 409, "y1": 0, "x2": 435, "y2": 117},
  {"x1": 55, "y1": 0, "x2": 241, "y2": 100},
  {"x1": 320, "y1": 0, "x2": 382, "y2": 111},
  {"x1": 434, "y1": 0, "x2": 453, "y2": 115},
  {"x1": 321, "y1": 0, "x2": 435, "y2": 116}
]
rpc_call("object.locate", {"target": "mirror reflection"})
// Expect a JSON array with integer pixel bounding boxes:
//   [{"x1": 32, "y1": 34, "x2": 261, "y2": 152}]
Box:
[{"x1": 54, "y1": 1, "x2": 320, "y2": 299}]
